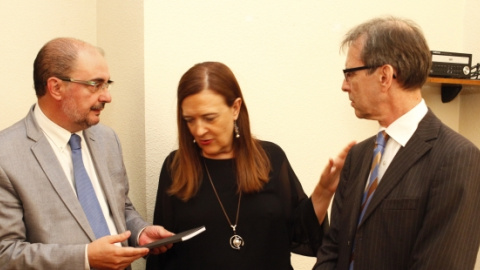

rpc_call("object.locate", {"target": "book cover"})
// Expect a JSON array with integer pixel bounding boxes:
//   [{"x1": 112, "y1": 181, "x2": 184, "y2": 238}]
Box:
[{"x1": 140, "y1": 226, "x2": 206, "y2": 249}]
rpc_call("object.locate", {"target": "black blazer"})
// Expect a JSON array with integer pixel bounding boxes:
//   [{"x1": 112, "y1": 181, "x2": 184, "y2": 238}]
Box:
[{"x1": 315, "y1": 110, "x2": 480, "y2": 270}]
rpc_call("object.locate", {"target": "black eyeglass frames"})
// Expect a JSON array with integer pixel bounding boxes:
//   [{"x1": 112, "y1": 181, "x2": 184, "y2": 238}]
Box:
[{"x1": 342, "y1": 66, "x2": 374, "y2": 82}]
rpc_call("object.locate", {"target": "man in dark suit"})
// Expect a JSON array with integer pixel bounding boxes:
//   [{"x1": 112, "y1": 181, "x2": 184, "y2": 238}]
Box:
[
  {"x1": 0, "y1": 38, "x2": 172, "y2": 269},
  {"x1": 314, "y1": 16, "x2": 480, "y2": 270}
]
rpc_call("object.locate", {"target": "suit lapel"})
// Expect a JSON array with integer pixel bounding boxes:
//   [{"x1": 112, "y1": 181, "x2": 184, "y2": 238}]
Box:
[
  {"x1": 346, "y1": 137, "x2": 376, "y2": 235},
  {"x1": 26, "y1": 107, "x2": 96, "y2": 240},
  {"x1": 358, "y1": 110, "x2": 440, "y2": 227}
]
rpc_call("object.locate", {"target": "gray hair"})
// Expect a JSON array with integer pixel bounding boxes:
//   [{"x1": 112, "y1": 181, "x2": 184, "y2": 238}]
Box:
[{"x1": 341, "y1": 16, "x2": 431, "y2": 90}]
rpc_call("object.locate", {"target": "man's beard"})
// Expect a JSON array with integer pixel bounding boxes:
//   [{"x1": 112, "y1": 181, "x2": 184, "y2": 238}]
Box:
[{"x1": 62, "y1": 96, "x2": 105, "y2": 130}]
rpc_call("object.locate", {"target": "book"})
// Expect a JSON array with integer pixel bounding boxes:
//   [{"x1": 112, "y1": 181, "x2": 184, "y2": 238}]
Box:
[{"x1": 139, "y1": 226, "x2": 206, "y2": 249}]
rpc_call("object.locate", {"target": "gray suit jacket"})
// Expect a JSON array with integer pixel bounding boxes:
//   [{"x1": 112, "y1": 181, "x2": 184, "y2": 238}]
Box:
[
  {"x1": 0, "y1": 105, "x2": 149, "y2": 269},
  {"x1": 315, "y1": 110, "x2": 480, "y2": 270}
]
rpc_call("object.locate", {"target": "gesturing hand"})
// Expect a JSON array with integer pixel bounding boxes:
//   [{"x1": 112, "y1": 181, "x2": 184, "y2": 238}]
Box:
[{"x1": 311, "y1": 141, "x2": 356, "y2": 223}]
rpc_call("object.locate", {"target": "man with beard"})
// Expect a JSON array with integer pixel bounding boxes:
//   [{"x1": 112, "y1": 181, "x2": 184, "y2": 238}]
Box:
[{"x1": 0, "y1": 38, "x2": 172, "y2": 270}]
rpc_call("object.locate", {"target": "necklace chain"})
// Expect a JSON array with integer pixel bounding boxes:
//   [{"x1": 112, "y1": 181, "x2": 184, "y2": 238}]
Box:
[{"x1": 203, "y1": 159, "x2": 241, "y2": 230}]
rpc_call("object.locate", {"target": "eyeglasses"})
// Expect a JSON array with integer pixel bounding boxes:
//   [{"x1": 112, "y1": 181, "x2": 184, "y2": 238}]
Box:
[
  {"x1": 342, "y1": 66, "x2": 374, "y2": 82},
  {"x1": 58, "y1": 77, "x2": 114, "y2": 92}
]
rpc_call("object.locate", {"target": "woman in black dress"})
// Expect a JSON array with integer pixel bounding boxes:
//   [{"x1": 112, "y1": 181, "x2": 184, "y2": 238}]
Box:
[{"x1": 146, "y1": 61, "x2": 354, "y2": 270}]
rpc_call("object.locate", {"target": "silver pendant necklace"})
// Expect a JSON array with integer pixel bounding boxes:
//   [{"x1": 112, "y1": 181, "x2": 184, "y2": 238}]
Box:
[{"x1": 204, "y1": 159, "x2": 244, "y2": 250}]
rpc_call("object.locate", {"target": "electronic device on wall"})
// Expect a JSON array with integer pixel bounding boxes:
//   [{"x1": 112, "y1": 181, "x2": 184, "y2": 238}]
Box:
[{"x1": 430, "y1": 50, "x2": 472, "y2": 78}]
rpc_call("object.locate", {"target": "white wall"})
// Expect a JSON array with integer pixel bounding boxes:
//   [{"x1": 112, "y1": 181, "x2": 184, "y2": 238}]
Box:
[
  {"x1": 1, "y1": 0, "x2": 479, "y2": 269},
  {"x1": 459, "y1": 0, "x2": 480, "y2": 146},
  {"x1": 96, "y1": 1, "x2": 146, "y2": 268},
  {"x1": 97, "y1": 0, "x2": 146, "y2": 223},
  {"x1": 0, "y1": 0, "x2": 97, "y2": 128}
]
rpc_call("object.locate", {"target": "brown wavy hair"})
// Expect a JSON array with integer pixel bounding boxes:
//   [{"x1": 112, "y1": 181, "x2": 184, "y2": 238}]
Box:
[{"x1": 169, "y1": 61, "x2": 271, "y2": 201}]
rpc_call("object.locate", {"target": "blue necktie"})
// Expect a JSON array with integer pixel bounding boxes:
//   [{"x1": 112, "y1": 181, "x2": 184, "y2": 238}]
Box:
[
  {"x1": 350, "y1": 131, "x2": 389, "y2": 270},
  {"x1": 69, "y1": 134, "x2": 110, "y2": 239}
]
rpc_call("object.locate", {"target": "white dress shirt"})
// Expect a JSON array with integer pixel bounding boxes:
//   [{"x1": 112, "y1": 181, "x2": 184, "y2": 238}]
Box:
[{"x1": 373, "y1": 99, "x2": 428, "y2": 186}]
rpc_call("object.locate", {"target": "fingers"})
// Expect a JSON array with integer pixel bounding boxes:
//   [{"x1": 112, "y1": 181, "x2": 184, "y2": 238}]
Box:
[
  {"x1": 150, "y1": 244, "x2": 171, "y2": 255},
  {"x1": 152, "y1": 226, "x2": 175, "y2": 239},
  {"x1": 142, "y1": 225, "x2": 174, "y2": 239},
  {"x1": 331, "y1": 141, "x2": 355, "y2": 170},
  {"x1": 118, "y1": 246, "x2": 149, "y2": 258},
  {"x1": 336, "y1": 141, "x2": 356, "y2": 161},
  {"x1": 318, "y1": 141, "x2": 356, "y2": 192},
  {"x1": 88, "y1": 233, "x2": 149, "y2": 270},
  {"x1": 327, "y1": 158, "x2": 335, "y2": 173},
  {"x1": 104, "y1": 230, "x2": 131, "y2": 245},
  {"x1": 138, "y1": 226, "x2": 174, "y2": 255},
  {"x1": 93, "y1": 247, "x2": 148, "y2": 270}
]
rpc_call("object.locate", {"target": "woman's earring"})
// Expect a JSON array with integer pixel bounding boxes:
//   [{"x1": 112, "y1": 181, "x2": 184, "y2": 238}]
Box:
[
  {"x1": 234, "y1": 120, "x2": 240, "y2": 138},
  {"x1": 193, "y1": 139, "x2": 196, "y2": 143}
]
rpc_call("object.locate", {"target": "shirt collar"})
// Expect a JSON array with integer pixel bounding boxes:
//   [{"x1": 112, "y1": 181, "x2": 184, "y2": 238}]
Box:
[
  {"x1": 383, "y1": 99, "x2": 428, "y2": 147},
  {"x1": 34, "y1": 103, "x2": 77, "y2": 151}
]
